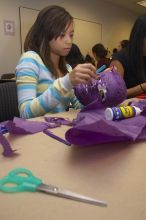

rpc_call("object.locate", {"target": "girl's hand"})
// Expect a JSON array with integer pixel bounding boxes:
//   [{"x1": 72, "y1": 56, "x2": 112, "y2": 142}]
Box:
[{"x1": 69, "y1": 63, "x2": 97, "y2": 86}]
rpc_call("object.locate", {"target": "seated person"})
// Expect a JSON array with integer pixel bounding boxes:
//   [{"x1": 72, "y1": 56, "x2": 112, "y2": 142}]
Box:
[
  {"x1": 110, "y1": 48, "x2": 118, "y2": 59},
  {"x1": 110, "y1": 15, "x2": 146, "y2": 98},
  {"x1": 84, "y1": 54, "x2": 95, "y2": 66},
  {"x1": 15, "y1": 6, "x2": 96, "y2": 119},
  {"x1": 118, "y1": 39, "x2": 129, "y2": 51},
  {"x1": 92, "y1": 43, "x2": 111, "y2": 69},
  {"x1": 65, "y1": 43, "x2": 84, "y2": 68}
]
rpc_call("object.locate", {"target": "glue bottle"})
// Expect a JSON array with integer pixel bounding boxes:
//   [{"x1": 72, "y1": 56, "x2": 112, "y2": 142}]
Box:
[{"x1": 105, "y1": 106, "x2": 142, "y2": 121}]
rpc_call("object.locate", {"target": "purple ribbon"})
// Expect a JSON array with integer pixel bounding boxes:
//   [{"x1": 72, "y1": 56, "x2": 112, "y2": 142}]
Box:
[
  {"x1": 0, "y1": 132, "x2": 17, "y2": 157},
  {"x1": 44, "y1": 116, "x2": 74, "y2": 127},
  {"x1": 0, "y1": 116, "x2": 73, "y2": 157},
  {"x1": 43, "y1": 129, "x2": 71, "y2": 146}
]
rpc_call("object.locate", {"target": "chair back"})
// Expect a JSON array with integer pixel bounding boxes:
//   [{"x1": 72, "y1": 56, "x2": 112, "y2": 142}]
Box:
[
  {"x1": 1, "y1": 73, "x2": 15, "y2": 80},
  {"x1": 0, "y1": 82, "x2": 20, "y2": 122}
]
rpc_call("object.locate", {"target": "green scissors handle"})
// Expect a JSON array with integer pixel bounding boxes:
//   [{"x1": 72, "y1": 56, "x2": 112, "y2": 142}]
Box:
[{"x1": 0, "y1": 168, "x2": 42, "y2": 193}]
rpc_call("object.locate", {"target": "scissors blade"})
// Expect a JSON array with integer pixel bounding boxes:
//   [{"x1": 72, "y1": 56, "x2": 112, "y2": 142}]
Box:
[{"x1": 37, "y1": 183, "x2": 107, "y2": 207}]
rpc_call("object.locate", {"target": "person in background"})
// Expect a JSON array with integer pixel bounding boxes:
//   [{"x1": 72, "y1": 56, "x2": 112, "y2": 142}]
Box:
[
  {"x1": 65, "y1": 43, "x2": 84, "y2": 68},
  {"x1": 16, "y1": 5, "x2": 96, "y2": 119},
  {"x1": 110, "y1": 48, "x2": 118, "y2": 59},
  {"x1": 112, "y1": 48, "x2": 118, "y2": 55},
  {"x1": 111, "y1": 15, "x2": 146, "y2": 98},
  {"x1": 118, "y1": 39, "x2": 129, "y2": 51},
  {"x1": 84, "y1": 54, "x2": 95, "y2": 66},
  {"x1": 92, "y1": 43, "x2": 110, "y2": 69}
]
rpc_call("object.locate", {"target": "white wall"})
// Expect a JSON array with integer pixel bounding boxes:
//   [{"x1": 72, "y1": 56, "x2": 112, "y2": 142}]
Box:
[{"x1": 0, "y1": 0, "x2": 139, "y2": 75}]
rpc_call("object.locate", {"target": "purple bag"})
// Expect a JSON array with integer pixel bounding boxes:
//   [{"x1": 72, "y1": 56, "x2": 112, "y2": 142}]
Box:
[{"x1": 65, "y1": 100, "x2": 146, "y2": 146}]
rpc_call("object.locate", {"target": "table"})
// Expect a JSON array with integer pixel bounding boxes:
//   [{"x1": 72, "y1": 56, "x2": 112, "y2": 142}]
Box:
[{"x1": 0, "y1": 109, "x2": 146, "y2": 220}]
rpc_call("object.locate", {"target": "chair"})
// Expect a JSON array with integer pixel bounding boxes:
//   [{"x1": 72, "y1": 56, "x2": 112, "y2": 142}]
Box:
[
  {"x1": 0, "y1": 82, "x2": 20, "y2": 122},
  {"x1": 0, "y1": 79, "x2": 16, "y2": 83},
  {"x1": 1, "y1": 73, "x2": 15, "y2": 80}
]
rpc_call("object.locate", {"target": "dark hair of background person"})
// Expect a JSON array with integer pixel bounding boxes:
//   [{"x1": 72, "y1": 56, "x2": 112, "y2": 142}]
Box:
[
  {"x1": 84, "y1": 54, "x2": 95, "y2": 66},
  {"x1": 24, "y1": 5, "x2": 73, "y2": 78},
  {"x1": 65, "y1": 43, "x2": 84, "y2": 68},
  {"x1": 92, "y1": 43, "x2": 108, "y2": 58},
  {"x1": 120, "y1": 40, "x2": 129, "y2": 49},
  {"x1": 112, "y1": 48, "x2": 118, "y2": 54},
  {"x1": 128, "y1": 14, "x2": 146, "y2": 83},
  {"x1": 110, "y1": 48, "x2": 118, "y2": 59},
  {"x1": 92, "y1": 43, "x2": 110, "y2": 68}
]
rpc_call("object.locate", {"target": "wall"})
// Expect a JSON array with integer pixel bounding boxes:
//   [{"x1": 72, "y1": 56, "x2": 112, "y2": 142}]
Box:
[
  {"x1": 0, "y1": 0, "x2": 21, "y2": 75},
  {"x1": 19, "y1": 7, "x2": 102, "y2": 56},
  {"x1": 0, "y1": 0, "x2": 138, "y2": 75}
]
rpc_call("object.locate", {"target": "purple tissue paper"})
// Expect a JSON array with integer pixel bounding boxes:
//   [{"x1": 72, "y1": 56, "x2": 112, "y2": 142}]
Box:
[
  {"x1": 0, "y1": 117, "x2": 50, "y2": 157},
  {"x1": 6, "y1": 117, "x2": 49, "y2": 134},
  {"x1": 0, "y1": 132, "x2": 16, "y2": 157},
  {"x1": 0, "y1": 116, "x2": 73, "y2": 157},
  {"x1": 65, "y1": 100, "x2": 146, "y2": 146},
  {"x1": 44, "y1": 116, "x2": 74, "y2": 128}
]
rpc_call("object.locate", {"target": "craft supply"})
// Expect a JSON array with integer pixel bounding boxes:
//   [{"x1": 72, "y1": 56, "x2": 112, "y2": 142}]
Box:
[
  {"x1": 74, "y1": 67, "x2": 127, "y2": 106},
  {"x1": 43, "y1": 129, "x2": 71, "y2": 146},
  {"x1": 0, "y1": 133, "x2": 16, "y2": 157},
  {"x1": 96, "y1": 65, "x2": 106, "y2": 74},
  {"x1": 105, "y1": 106, "x2": 142, "y2": 121},
  {"x1": 0, "y1": 168, "x2": 107, "y2": 207},
  {"x1": 0, "y1": 125, "x2": 8, "y2": 134},
  {"x1": 65, "y1": 100, "x2": 146, "y2": 146},
  {"x1": 44, "y1": 116, "x2": 74, "y2": 127},
  {"x1": 6, "y1": 117, "x2": 49, "y2": 134},
  {"x1": 0, "y1": 125, "x2": 16, "y2": 157},
  {"x1": 0, "y1": 117, "x2": 73, "y2": 157}
]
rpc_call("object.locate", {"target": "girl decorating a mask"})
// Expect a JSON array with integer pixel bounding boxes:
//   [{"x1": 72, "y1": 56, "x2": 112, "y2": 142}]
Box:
[{"x1": 16, "y1": 5, "x2": 96, "y2": 119}]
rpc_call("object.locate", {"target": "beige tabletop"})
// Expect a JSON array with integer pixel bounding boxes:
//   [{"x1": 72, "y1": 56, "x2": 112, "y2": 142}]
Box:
[{"x1": 0, "y1": 109, "x2": 146, "y2": 220}]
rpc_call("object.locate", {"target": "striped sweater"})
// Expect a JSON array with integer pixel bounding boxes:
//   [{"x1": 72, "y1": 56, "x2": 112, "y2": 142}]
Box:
[{"x1": 16, "y1": 51, "x2": 81, "y2": 118}]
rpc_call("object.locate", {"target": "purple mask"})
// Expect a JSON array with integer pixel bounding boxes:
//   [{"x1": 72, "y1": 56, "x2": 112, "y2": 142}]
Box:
[{"x1": 74, "y1": 67, "x2": 127, "y2": 107}]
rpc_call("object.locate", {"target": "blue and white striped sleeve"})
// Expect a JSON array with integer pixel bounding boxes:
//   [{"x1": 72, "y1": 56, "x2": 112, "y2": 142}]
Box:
[{"x1": 16, "y1": 52, "x2": 81, "y2": 118}]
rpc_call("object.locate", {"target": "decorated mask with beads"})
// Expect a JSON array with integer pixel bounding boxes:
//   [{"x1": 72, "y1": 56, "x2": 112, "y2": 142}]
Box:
[{"x1": 74, "y1": 67, "x2": 127, "y2": 107}]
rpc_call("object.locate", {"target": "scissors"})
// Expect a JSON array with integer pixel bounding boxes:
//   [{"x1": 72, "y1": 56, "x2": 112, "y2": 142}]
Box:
[{"x1": 0, "y1": 168, "x2": 107, "y2": 207}]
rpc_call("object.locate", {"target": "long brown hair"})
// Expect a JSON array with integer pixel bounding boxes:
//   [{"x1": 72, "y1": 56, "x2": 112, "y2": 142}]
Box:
[{"x1": 24, "y1": 5, "x2": 73, "y2": 78}]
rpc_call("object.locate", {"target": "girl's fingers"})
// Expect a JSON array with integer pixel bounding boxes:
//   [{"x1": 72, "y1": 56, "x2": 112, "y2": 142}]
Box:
[
  {"x1": 70, "y1": 72, "x2": 93, "y2": 86},
  {"x1": 70, "y1": 63, "x2": 97, "y2": 86},
  {"x1": 81, "y1": 63, "x2": 96, "y2": 72},
  {"x1": 77, "y1": 72, "x2": 92, "y2": 81},
  {"x1": 74, "y1": 65, "x2": 96, "y2": 78}
]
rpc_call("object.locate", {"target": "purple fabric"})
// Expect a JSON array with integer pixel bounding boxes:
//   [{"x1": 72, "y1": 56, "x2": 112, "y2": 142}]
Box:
[
  {"x1": 44, "y1": 116, "x2": 74, "y2": 128},
  {"x1": 43, "y1": 129, "x2": 71, "y2": 146},
  {"x1": 5, "y1": 117, "x2": 49, "y2": 134},
  {"x1": 74, "y1": 67, "x2": 127, "y2": 106},
  {"x1": 0, "y1": 132, "x2": 17, "y2": 157},
  {"x1": 0, "y1": 116, "x2": 73, "y2": 157},
  {"x1": 65, "y1": 100, "x2": 146, "y2": 146},
  {"x1": 0, "y1": 117, "x2": 50, "y2": 157}
]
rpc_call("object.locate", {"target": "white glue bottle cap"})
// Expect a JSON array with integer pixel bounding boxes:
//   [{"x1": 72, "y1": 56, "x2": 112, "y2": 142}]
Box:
[{"x1": 105, "y1": 108, "x2": 114, "y2": 121}]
